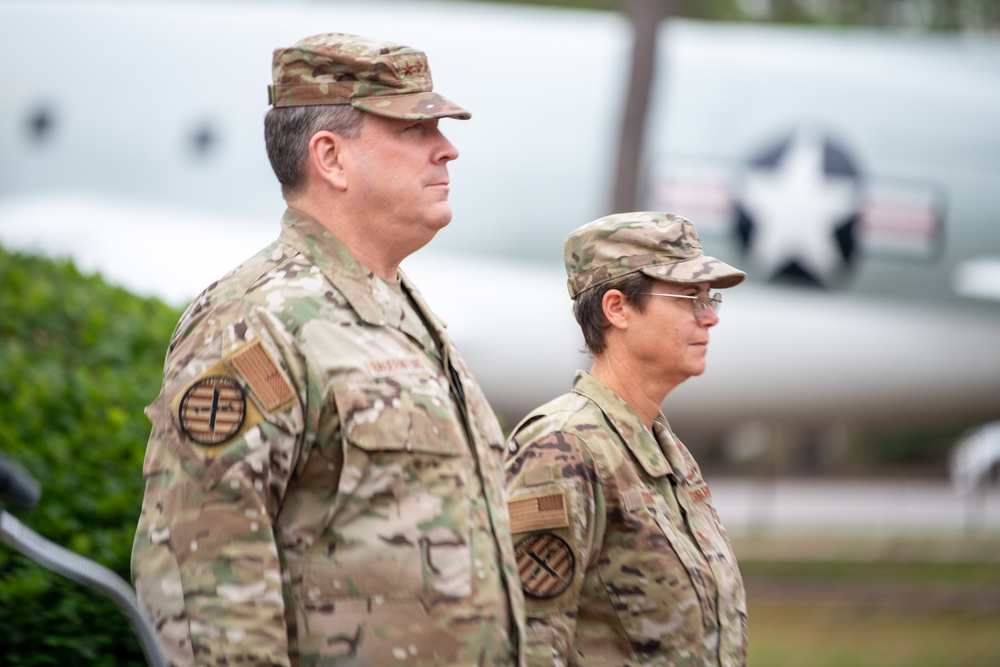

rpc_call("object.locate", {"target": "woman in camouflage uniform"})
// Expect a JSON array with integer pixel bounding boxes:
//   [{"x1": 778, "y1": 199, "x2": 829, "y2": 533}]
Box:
[{"x1": 505, "y1": 211, "x2": 748, "y2": 666}]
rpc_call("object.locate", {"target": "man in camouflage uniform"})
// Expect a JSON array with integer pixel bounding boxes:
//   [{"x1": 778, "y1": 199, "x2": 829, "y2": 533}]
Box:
[
  {"x1": 132, "y1": 33, "x2": 525, "y2": 666},
  {"x1": 505, "y1": 212, "x2": 748, "y2": 666}
]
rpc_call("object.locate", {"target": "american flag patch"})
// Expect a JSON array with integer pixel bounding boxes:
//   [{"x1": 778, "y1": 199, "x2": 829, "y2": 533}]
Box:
[
  {"x1": 228, "y1": 340, "x2": 294, "y2": 412},
  {"x1": 509, "y1": 492, "x2": 568, "y2": 533}
]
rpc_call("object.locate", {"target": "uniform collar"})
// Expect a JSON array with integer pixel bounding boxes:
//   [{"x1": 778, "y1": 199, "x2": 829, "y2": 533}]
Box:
[
  {"x1": 399, "y1": 271, "x2": 449, "y2": 340},
  {"x1": 652, "y1": 418, "x2": 695, "y2": 483},
  {"x1": 571, "y1": 370, "x2": 674, "y2": 478},
  {"x1": 277, "y1": 208, "x2": 446, "y2": 352}
]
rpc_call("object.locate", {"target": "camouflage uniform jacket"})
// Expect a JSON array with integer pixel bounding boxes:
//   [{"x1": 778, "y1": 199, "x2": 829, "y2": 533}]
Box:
[
  {"x1": 132, "y1": 208, "x2": 526, "y2": 666},
  {"x1": 504, "y1": 371, "x2": 747, "y2": 666}
]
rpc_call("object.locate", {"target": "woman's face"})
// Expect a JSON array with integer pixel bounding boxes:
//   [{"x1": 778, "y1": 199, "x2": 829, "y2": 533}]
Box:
[{"x1": 625, "y1": 280, "x2": 719, "y2": 385}]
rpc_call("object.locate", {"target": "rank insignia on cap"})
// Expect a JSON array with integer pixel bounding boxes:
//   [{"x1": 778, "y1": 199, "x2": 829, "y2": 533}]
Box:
[
  {"x1": 178, "y1": 376, "x2": 247, "y2": 445},
  {"x1": 228, "y1": 339, "x2": 294, "y2": 412},
  {"x1": 515, "y1": 532, "x2": 575, "y2": 599}
]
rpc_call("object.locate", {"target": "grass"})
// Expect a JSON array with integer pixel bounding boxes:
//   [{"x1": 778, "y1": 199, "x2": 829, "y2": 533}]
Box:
[
  {"x1": 740, "y1": 558, "x2": 1000, "y2": 584},
  {"x1": 748, "y1": 602, "x2": 1000, "y2": 667},
  {"x1": 733, "y1": 533, "x2": 1000, "y2": 666}
]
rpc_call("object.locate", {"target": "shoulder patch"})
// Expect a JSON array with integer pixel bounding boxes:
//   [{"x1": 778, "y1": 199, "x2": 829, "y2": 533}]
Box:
[
  {"x1": 178, "y1": 375, "x2": 246, "y2": 445},
  {"x1": 515, "y1": 532, "x2": 575, "y2": 599},
  {"x1": 509, "y1": 490, "x2": 568, "y2": 533},
  {"x1": 170, "y1": 362, "x2": 266, "y2": 458},
  {"x1": 227, "y1": 339, "x2": 295, "y2": 412}
]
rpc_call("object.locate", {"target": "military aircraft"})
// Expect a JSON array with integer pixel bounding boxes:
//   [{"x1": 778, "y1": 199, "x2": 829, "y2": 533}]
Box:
[{"x1": 2, "y1": 0, "x2": 999, "y2": 465}]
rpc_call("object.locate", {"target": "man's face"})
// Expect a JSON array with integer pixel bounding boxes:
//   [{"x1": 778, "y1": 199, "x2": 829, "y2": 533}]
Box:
[{"x1": 341, "y1": 113, "x2": 460, "y2": 252}]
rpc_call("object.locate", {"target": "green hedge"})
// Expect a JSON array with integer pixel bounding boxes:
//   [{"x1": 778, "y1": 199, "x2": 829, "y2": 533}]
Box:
[{"x1": 0, "y1": 246, "x2": 181, "y2": 666}]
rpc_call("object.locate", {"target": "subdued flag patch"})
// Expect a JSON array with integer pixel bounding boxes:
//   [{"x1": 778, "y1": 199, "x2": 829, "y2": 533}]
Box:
[
  {"x1": 228, "y1": 339, "x2": 294, "y2": 412},
  {"x1": 509, "y1": 491, "x2": 568, "y2": 533}
]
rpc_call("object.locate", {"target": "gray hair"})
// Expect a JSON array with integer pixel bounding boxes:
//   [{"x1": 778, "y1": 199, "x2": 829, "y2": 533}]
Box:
[{"x1": 264, "y1": 104, "x2": 365, "y2": 198}]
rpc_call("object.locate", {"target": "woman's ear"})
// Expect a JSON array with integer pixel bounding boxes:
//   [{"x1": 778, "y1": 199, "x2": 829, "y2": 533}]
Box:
[{"x1": 602, "y1": 289, "x2": 630, "y2": 331}]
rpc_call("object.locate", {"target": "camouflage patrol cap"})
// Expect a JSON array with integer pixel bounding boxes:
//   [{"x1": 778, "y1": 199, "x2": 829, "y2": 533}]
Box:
[
  {"x1": 564, "y1": 211, "x2": 746, "y2": 298},
  {"x1": 268, "y1": 32, "x2": 471, "y2": 120}
]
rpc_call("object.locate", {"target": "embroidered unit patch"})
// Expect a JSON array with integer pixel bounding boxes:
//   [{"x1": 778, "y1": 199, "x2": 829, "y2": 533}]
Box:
[
  {"x1": 178, "y1": 376, "x2": 246, "y2": 445},
  {"x1": 515, "y1": 532, "x2": 575, "y2": 599}
]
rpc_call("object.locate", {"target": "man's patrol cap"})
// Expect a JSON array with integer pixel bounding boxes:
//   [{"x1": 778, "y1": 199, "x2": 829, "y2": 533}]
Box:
[
  {"x1": 268, "y1": 32, "x2": 471, "y2": 120},
  {"x1": 564, "y1": 211, "x2": 746, "y2": 298}
]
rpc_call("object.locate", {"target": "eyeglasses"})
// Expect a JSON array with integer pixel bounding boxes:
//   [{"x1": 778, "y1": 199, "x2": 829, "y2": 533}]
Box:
[{"x1": 639, "y1": 291, "x2": 722, "y2": 320}]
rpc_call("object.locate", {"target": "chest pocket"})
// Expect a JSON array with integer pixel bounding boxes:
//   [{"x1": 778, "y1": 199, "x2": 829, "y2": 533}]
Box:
[
  {"x1": 596, "y1": 485, "x2": 713, "y2": 660},
  {"x1": 597, "y1": 438, "x2": 717, "y2": 660},
  {"x1": 305, "y1": 378, "x2": 473, "y2": 603}
]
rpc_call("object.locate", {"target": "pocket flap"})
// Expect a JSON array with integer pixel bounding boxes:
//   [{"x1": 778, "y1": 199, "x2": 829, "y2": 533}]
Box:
[{"x1": 334, "y1": 381, "x2": 466, "y2": 456}]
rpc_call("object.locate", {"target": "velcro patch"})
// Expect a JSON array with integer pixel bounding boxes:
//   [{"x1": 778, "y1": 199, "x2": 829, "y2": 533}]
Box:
[
  {"x1": 515, "y1": 533, "x2": 575, "y2": 599},
  {"x1": 622, "y1": 487, "x2": 655, "y2": 512},
  {"x1": 228, "y1": 339, "x2": 295, "y2": 412},
  {"x1": 524, "y1": 464, "x2": 559, "y2": 487},
  {"x1": 509, "y1": 491, "x2": 568, "y2": 534},
  {"x1": 178, "y1": 376, "x2": 246, "y2": 445}
]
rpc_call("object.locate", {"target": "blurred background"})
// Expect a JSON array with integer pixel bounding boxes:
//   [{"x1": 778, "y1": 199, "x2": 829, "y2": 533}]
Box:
[{"x1": 1, "y1": 0, "x2": 998, "y2": 664}]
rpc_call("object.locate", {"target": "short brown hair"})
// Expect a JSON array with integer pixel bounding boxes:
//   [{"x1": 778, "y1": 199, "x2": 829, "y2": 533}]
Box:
[{"x1": 573, "y1": 273, "x2": 655, "y2": 356}]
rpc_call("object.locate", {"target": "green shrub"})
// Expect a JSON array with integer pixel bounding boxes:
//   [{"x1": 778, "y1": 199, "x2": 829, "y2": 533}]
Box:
[{"x1": 0, "y1": 246, "x2": 181, "y2": 666}]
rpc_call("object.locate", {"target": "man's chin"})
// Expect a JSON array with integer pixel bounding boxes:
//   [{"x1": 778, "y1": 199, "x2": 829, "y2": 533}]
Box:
[
  {"x1": 428, "y1": 207, "x2": 453, "y2": 231},
  {"x1": 412, "y1": 215, "x2": 452, "y2": 252}
]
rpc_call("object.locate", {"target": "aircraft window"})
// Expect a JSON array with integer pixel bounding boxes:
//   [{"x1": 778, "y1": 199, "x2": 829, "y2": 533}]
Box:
[
  {"x1": 823, "y1": 140, "x2": 857, "y2": 177},
  {"x1": 189, "y1": 121, "x2": 219, "y2": 159},
  {"x1": 25, "y1": 104, "x2": 55, "y2": 145}
]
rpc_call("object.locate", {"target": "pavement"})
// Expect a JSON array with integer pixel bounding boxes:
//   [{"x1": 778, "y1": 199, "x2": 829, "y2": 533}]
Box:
[{"x1": 707, "y1": 476, "x2": 1000, "y2": 538}]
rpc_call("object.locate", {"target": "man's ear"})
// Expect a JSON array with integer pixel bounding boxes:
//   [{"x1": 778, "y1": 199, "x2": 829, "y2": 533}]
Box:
[
  {"x1": 601, "y1": 289, "x2": 630, "y2": 331},
  {"x1": 307, "y1": 130, "x2": 348, "y2": 190}
]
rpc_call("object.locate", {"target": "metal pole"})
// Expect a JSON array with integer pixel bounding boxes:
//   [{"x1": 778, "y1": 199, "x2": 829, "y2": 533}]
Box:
[
  {"x1": 612, "y1": 0, "x2": 670, "y2": 213},
  {"x1": 0, "y1": 510, "x2": 168, "y2": 667}
]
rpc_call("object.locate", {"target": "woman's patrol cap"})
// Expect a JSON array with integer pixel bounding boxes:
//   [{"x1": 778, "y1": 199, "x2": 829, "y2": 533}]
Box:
[
  {"x1": 268, "y1": 32, "x2": 471, "y2": 120},
  {"x1": 564, "y1": 211, "x2": 746, "y2": 298}
]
